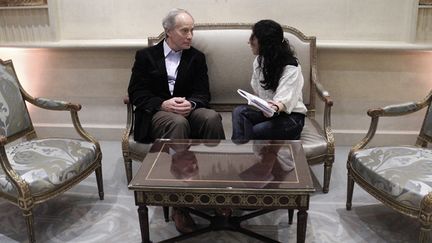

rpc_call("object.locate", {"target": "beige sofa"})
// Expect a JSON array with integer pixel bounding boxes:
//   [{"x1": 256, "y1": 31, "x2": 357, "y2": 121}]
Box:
[{"x1": 122, "y1": 23, "x2": 335, "y2": 193}]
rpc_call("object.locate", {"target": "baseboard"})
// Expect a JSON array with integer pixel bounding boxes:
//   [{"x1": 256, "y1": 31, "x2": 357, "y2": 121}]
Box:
[
  {"x1": 34, "y1": 123, "x2": 124, "y2": 141},
  {"x1": 34, "y1": 124, "x2": 420, "y2": 146},
  {"x1": 334, "y1": 129, "x2": 419, "y2": 147}
]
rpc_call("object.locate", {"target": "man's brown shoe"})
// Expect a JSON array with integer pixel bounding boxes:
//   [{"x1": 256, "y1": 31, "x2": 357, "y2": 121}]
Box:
[{"x1": 171, "y1": 207, "x2": 197, "y2": 234}]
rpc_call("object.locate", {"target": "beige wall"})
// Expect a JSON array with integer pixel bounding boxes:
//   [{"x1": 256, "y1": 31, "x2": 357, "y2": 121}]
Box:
[
  {"x1": 1, "y1": 47, "x2": 431, "y2": 145},
  {"x1": 0, "y1": 0, "x2": 422, "y2": 43},
  {"x1": 54, "y1": 0, "x2": 417, "y2": 41},
  {"x1": 318, "y1": 49, "x2": 432, "y2": 145},
  {"x1": 0, "y1": 47, "x2": 134, "y2": 140},
  {"x1": 1, "y1": 0, "x2": 432, "y2": 145}
]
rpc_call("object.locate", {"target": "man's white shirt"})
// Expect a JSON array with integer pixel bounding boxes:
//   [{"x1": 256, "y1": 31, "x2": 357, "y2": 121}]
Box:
[{"x1": 164, "y1": 41, "x2": 182, "y2": 95}]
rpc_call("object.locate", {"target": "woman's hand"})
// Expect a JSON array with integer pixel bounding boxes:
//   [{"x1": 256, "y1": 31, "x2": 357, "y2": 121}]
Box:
[{"x1": 268, "y1": 100, "x2": 283, "y2": 113}]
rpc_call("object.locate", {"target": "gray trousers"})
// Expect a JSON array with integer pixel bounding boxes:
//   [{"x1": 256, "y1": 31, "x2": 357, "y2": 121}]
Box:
[{"x1": 150, "y1": 108, "x2": 225, "y2": 140}]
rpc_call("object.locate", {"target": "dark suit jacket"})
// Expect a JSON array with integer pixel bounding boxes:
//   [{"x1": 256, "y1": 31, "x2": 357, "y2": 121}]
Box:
[{"x1": 128, "y1": 40, "x2": 211, "y2": 142}]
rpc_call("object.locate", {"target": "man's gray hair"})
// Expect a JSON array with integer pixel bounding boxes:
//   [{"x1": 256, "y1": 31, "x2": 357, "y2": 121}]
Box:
[{"x1": 162, "y1": 8, "x2": 194, "y2": 35}]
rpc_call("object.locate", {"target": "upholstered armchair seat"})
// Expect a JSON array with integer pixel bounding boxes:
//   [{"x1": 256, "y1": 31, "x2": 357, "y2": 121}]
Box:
[
  {"x1": 352, "y1": 146, "x2": 432, "y2": 209},
  {"x1": 0, "y1": 138, "x2": 97, "y2": 197}
]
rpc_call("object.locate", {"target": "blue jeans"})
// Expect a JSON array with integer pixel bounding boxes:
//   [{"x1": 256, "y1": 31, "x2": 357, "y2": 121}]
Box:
[{"x1": 231, "y1": 105, "x2": 305, "y2": 140}]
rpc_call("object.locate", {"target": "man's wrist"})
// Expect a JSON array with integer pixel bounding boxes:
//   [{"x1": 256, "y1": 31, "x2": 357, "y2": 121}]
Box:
[
  {"x1": 159, "y1": 100, "x2": 166, "y2": 111},
  {"x1": 189, "y1": 100, "x2": 197, "y2": 109}
]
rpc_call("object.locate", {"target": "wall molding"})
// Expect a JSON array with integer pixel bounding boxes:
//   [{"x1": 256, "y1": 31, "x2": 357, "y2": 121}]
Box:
[
  {"x1": 0, "y1": 7, "x2": 53, "y2": 42},
  {"x1": 34, "y1": 123, "x2": 125, "y2": 141},
  {"x1": 417, "y1": 7, "x2": 432, "y2": 41},
  {"x1": 0, "y1": 0, "x2": 47, "y2": 7},
  {"x1": 1, "y1": 40, "x2": 432, "y2": 51}
]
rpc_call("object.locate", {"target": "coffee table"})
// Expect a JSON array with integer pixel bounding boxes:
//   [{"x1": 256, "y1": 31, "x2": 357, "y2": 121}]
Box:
[{"x1": 129, "y1": 139, "x2": 314, "y2": 243}]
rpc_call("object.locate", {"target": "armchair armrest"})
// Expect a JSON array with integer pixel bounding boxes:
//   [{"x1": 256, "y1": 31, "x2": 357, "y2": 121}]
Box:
[
  {"x1": 32, "y1": 97, "x2": 81, "y2": 111},
  {"x1": 25, "y1": 95, "x2": 99, "y2": 146},
  {"x1": 22, "y1": 90, "x2": 81, "y2": 111},
  {"x1": 350, "y1": 92, "x2": 432, "y2": 155},
  {"x1": 368, "y1": 102, "x2": 425, "y2": 117}
]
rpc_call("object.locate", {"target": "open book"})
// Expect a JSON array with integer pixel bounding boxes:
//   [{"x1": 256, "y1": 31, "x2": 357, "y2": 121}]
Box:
[{"x1": 237, "y1": 89, "x2": 274, "y2": 117}]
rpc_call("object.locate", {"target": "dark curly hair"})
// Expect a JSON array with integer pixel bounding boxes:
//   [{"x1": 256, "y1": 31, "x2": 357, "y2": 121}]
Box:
[{"x1": 251, "y1": 19, "x2": 298, "y2": 92}]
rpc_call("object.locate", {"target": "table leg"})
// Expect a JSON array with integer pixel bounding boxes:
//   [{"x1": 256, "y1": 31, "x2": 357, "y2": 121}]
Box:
[
  {"x1": 288, "y1": 209, "x2": 294, "y2": 224},
  {"x1": 138, "y1": 205, "x2": 150, "y2": 243},
  {"x1": 297, "y1": 209, "x2": 308, "y2": 243}
]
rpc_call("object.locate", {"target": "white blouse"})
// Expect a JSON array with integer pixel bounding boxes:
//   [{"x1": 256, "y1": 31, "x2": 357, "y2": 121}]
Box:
[{"x1": 250, "y1": 57, "x2": 307, "y2": 115}]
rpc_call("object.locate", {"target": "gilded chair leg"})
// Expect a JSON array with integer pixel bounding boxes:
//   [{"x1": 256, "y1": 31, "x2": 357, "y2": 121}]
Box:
[
  {"x1": 420, "y1": 193, "x2": 432, "y2": 242},
  {"x1": 23, "y1": 209, "x2": 35, "y2": 243},
  {"x1": 420, "y1": 224, "x2": 431, "y2": 243},
  {"x1": 124, "y1": 157, "x2": 133, "y2": 184},
  {"x1": 95, "y1": 166, "x2": 104, "y2": 200},
  {"x1": 322, "y1": 160, "x2": 333, "y2": 193},
  {"x1": 346, "y1": 171, "x2": 354, "y2": 210}
]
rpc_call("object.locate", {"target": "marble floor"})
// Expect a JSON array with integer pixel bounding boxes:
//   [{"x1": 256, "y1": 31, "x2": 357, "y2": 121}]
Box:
[{"x1": 0, "y1": 141, "x2": 420, "y2": 243}]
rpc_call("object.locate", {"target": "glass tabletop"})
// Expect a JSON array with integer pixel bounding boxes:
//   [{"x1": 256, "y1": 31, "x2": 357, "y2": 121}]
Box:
[{"x1": 129, "y1": 139, "x2": 314, "y2": 192}]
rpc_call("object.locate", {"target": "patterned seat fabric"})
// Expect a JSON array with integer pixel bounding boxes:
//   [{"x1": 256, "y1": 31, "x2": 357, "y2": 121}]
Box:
[
  {"x1": 352, "y1": 146, "x2": 432, "y2": 208},
  {"x1": 0, "y1": 138, "x2": 96, "y2": 196}
]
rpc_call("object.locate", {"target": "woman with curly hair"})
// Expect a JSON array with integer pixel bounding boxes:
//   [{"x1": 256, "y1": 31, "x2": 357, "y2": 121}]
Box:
[{"x1": 232, "y1": 20, "x2": 307, "y2": 141}]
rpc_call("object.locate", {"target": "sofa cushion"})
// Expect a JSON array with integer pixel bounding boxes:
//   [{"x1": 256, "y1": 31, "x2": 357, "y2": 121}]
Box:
[
  {"x1": 128, "y1": 136, "x2": 151, "y2": 161},
  {"x1": 128, "y1": 114, "x2": 328, "y2": 163},
  {"x1": 301, "y1": 118, "x2": 329, "y2": 160}
]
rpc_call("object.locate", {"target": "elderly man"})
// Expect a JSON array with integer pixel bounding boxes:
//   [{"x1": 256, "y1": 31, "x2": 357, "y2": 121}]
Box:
[{"x1": 128, "y1": 8, "x2": 225, "y2": 233}]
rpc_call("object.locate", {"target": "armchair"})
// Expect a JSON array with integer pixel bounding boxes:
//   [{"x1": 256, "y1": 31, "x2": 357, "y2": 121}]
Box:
[
  {"x1": 346, "y1": 90, "x2": 432, "y2": 243},
  {"x1": 0, "y1": 59, "x2": 104, "y2": 243}
]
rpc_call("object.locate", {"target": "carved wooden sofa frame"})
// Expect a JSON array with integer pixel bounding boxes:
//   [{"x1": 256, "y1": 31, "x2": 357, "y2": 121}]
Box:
[{"x1": 122, "y1": 23, "x2": 334, "y2": 193}]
